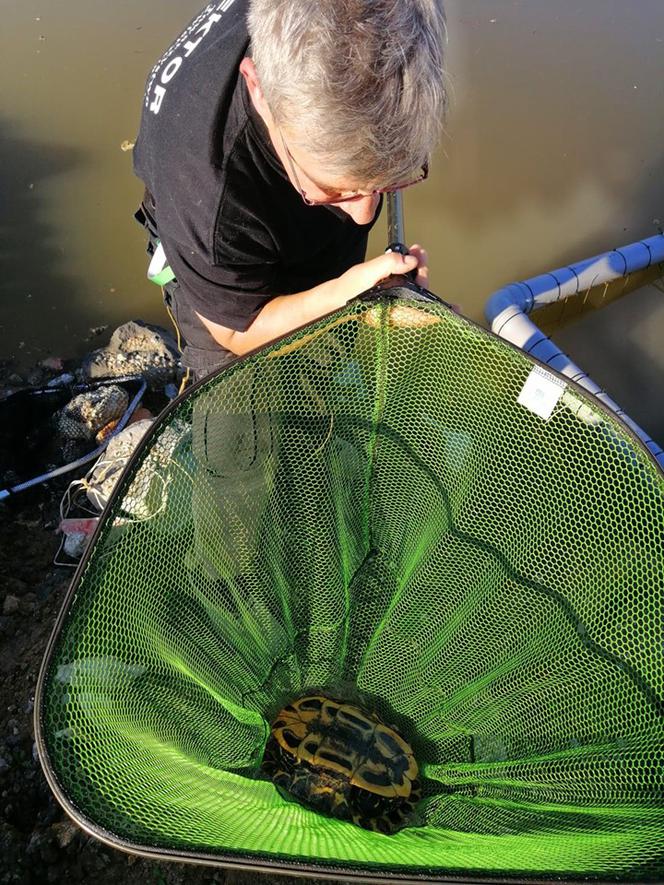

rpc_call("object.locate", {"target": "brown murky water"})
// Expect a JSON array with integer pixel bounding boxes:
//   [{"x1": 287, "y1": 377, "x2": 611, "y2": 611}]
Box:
[{"x1": 1, "y1": 0, "x2": 662, "y2": 439}]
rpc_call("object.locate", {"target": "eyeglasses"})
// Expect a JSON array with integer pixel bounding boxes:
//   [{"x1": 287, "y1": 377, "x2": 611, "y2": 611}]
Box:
[{"x1": 278, "y1": 128, "x2": 428, "y2": 207}]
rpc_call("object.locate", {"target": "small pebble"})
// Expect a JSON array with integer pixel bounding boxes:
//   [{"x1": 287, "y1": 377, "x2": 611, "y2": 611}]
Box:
[
  {"x1": 50, "y1": 819, "x2": 80, "y2": 848},
  {"x1": 38, "y1": 357, "x2": 64, "y2": 372},
  {"x1": 88, "y1": 325, "x2": 108, "y2": 338},
  {"x1": 2, "y1": 596, "x2": 20, "y2": 616}
]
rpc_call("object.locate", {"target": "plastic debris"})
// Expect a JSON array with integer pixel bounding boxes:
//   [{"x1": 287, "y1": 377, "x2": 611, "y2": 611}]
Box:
[
  {"x1": 63, "y1": 532, "x2": 90, "y2": 559},
  {"x1": 59, "y1": 517, "x2": 99, "y2": 536},
  {"x1": 85, "y1": 418, "x2": 155, "y2": 512}
]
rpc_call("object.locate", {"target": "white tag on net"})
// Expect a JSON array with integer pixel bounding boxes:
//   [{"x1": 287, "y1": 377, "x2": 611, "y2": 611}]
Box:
[{"x1": 517, "y1": 366, "x2": 566, "y2": 420}]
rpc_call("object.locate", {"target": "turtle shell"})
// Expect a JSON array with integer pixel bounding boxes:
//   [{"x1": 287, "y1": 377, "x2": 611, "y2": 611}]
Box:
[{"x1": 262, "y1": 694, "x2": 420, "y2": 834}]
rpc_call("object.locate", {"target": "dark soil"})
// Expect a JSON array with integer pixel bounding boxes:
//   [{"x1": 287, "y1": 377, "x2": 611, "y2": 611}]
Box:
[{"x1": 0, "y1": 363, "x2": 336, "y2": 885}]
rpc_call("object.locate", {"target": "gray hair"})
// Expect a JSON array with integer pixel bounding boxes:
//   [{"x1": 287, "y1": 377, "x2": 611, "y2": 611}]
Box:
[{"x1": 247, "y1": 0, "x2": 447, "y2": 187}]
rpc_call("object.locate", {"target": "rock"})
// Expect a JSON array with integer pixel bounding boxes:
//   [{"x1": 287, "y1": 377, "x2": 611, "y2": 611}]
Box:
[
  {"x1": 87, "y1": 325, "x2": 109, "y2": 339},
  {"x1": 38, "y1": 357, "x2": 64, "y2": 372},
  {"x1": 26, "y1": 827, "x2": 58, "y2": 863},
  {"x1": 22, "y1": 593, "x2": 37, "y2": 614},
  {"x1": 7, "y1": 374, "x2": 23, "y2": 386},
  {"x1": 81, "y1": 320, "x2": 179, "y2": 388},
  {"x1": 2, "y1": 596, "x2": 20, "y2": 616},
  {"x1": 0, "y1": 757, "x2": 9, "y2": 774},
  {"x1": 26, "y1": 369, "x2": 44, "y2": 386},
  {"x1": 50, "y1": 818, "x2": 80, "y2": 848}
]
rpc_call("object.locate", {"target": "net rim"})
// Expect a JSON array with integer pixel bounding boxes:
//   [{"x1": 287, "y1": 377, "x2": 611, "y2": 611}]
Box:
[{"x1": 33, "y1": 283, "x2": 664, "y2": 879}]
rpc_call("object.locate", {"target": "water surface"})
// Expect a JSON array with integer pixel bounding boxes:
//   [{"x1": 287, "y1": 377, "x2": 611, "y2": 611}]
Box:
[{"x1": 1, "y1": 0, "x2": 662, "y2": 437}]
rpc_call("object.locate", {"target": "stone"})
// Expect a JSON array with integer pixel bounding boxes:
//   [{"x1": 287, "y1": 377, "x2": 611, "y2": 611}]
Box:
[
  {"x1": 38, "y1": 357, "x2": 64, "y2": 372},
  {"x1": 50, "y1": 819, "x2": 80, "y2": 848},
  {"x1": 2, "y1": 596, "x2": 19, "y2": 616},
  {"x1": 81, "y1": 320, "x2": 179, "y2": 388}
]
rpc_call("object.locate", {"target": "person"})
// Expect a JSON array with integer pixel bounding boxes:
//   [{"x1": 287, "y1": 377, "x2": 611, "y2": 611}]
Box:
[{"x1": 133, "y1": 0, "x2": 447, "y2": 382}]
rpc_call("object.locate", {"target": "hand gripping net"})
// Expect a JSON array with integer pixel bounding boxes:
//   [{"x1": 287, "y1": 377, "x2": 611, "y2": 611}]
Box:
[{"x1": 36, "y1": 291, "x2": 663, "y2": 881}]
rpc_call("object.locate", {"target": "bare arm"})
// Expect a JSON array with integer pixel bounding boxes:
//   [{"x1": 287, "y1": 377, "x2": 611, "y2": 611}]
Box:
[{"x1": 196, "y1": 247, "x2": 428, "y2": 357}]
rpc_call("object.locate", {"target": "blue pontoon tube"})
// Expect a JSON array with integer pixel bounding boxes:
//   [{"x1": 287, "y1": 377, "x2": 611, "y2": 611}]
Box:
[{"x1": 484, "y1": 233, "x2": 664, "y2": 467}]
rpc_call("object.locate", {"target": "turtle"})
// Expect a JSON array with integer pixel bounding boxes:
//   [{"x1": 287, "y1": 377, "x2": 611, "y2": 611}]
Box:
[{"x1": 262, "y1": 694, "x2": 420, "y2": 834}]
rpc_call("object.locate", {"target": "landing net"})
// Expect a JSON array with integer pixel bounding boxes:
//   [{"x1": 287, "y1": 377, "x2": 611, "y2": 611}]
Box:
[{"x1": 37, "y1": 291, "x2": 664, "y2": 881}]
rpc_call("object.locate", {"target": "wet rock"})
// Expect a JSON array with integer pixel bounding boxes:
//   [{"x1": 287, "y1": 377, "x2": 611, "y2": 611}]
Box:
[
  {"x1": 7, "y1": 374, "x2": 23, "y2": 386},
  {"x1": 2, "y1": 596, "x2": 20, "y2": 616},
  {"x1": 81, "y1": 320, "x2": 179, "y2": 388}
]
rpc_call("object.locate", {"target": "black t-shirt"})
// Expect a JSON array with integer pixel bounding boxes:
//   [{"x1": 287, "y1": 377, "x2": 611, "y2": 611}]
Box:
[{"x1": 133, "y1": 0, "x2": 380, "y2": 337}]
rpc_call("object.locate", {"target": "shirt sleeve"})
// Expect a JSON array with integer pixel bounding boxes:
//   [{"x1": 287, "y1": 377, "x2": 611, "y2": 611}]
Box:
[{"x1": 160, "y1": 231, "x2": 279, "y2": 333}]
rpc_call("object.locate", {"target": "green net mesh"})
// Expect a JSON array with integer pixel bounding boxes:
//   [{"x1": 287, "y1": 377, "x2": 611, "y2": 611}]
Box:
[{"x1": 37, "y1": 293, "x2": 664, "y2": 880}]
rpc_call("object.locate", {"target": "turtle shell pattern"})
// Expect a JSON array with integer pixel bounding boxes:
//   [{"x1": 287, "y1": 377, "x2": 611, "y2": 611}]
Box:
[{"x1": 262, "y1": 694, "x2": 420, "y2": 834}]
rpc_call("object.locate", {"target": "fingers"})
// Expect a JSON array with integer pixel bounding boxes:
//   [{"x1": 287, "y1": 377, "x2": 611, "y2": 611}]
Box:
[
  {"x1": 341, "y1": 251, "x2": 418, "y2": 300},
  {"x1": 408, "y1": 243, "x2": 429, "y2": 287}
]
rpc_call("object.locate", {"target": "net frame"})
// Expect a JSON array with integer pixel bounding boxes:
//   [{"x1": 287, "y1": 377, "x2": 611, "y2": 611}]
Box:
[{"x1": 35, "y1": 279, "x2": 664, "y2": 882}]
